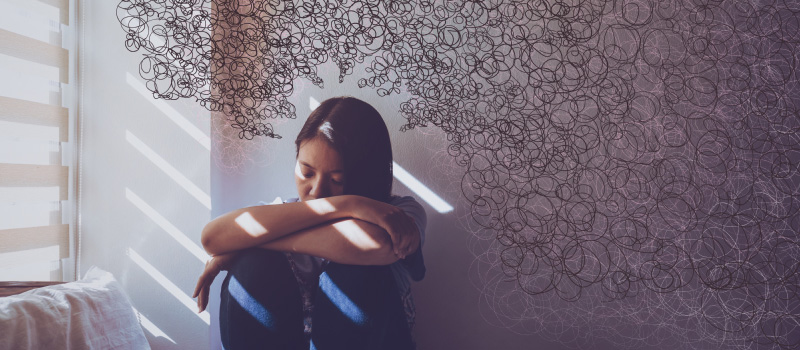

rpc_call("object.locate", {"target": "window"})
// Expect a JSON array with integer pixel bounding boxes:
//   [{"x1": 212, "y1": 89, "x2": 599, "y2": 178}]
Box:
[{"x1": 0, "y1": 0, "x2": 78, "y2": 281}]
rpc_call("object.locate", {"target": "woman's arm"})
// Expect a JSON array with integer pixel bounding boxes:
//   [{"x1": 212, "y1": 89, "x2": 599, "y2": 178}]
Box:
[
  {"x1": 201, "y1": 195, "x2": 420, "y2": 258},
  {"x1": 193, "y1": 218, "x2": 406, "y2": 313},
  {"x1": 201, "y1": 195, "x2": 355, "y2": 255},
  {"x1": 259, "y1": 218, "x2": 403, "y2": 266},
  {"x1": 193, "y1": 197, "x2": 422, "y2": 312}
]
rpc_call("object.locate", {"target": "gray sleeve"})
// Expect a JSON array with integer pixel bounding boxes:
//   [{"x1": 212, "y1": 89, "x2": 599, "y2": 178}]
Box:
[{"x1": 390, "y1": 195, "x2": 428, "y2": 247}]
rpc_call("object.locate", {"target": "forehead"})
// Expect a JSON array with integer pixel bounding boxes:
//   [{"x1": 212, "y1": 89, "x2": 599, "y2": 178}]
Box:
[{"x1": 297, "y1": 138, "x2": 344, "y2": 171}]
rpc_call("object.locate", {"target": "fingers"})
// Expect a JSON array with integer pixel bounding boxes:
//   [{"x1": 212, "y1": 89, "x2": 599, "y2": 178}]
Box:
[
  {"x1": 404, "y1": 216, "x2": 420, "y2": 257},
  {"x1": 196, "y1": 286, "x2": 204, "y2": 312},
  {"x1": 194, "y1": 271, "x2": 214, "y2": 313},
  {"x1": 385, "y1": 213, "x2": 404, "y2": 257},
  {"x1": 192, "y1": 264, "x2": 210, "y2": 299},
  {"x1": 192, "y1": 275, "x2": 203, "y2": 299},
  {"x1": 378, "y1": 207, "x2": 419, "y2": 259},
  {"x1": 193, "y1": 274, "x2": 208, "y2": 313},
  {"x1": 198, "y1": 285, "x2": 210, "y2": 313},
  {"x1": 393, "y1": 213, "x2": 418, "y2": 259},
  {"x1": 394, "y1": 223, "x2": 409, "y2": 259},
  {"x1": 391, "y1": 230, "x2": 403, "y2": 258},
  {"x1": 193, "y1": 258, "x2": 218, "y2": 312}
]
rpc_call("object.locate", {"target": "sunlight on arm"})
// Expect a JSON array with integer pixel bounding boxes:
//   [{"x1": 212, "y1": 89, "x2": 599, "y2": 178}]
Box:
[
  {"x1": 234, "y1": 212, "x2": 268, "y2": 236},
  {"x1": 332, "y1": 220, "x2": 381, "y2": 250},
  {"x1": 306, "y1": 198, "x2": 336, "y2": 215}
]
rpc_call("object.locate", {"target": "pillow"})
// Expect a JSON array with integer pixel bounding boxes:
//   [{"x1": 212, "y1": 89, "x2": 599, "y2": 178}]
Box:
[{"x1": 0, "y1": 267, "x2": 150, "y2": 350}]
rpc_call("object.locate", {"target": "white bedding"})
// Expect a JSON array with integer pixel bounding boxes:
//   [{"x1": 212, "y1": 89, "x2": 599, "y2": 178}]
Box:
[{"x1": 0, "y1": 267, "x2": 150, "y2": 350}]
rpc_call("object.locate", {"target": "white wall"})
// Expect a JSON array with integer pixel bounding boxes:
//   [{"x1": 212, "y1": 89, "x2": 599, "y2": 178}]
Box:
[{"x1": 80, "y1": 1, "x2": 211, "y2": 348}]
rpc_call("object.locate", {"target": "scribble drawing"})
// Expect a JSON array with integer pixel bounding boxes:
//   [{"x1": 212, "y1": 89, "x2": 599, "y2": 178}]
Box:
[{"x1": 119, "y1": 1, "x2": 800, "y2": 348}]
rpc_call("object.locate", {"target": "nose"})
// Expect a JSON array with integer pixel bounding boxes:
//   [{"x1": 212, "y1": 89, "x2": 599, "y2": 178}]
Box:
[{"x1": 309, "y1": 177, "x2": 330, "y2": 199}]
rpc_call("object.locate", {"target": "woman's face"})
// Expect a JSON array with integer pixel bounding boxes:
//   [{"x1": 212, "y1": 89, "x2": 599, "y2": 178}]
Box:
[{"x1": 295, "y1": 137, "x2": 345, "y2": 201}]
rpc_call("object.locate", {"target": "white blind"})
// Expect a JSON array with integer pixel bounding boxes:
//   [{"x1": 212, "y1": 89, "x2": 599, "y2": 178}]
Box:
[{"x1": 0, "y1": 0, "x2": 76, "y2": 281}]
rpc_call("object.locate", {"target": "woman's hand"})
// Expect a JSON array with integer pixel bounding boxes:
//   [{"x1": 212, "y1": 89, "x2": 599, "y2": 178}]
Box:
[
  {"x1": 346, "y1": 196, "x2": 420, "y2": 259},
  {"x1": 192, "y1": 253, "x2": 238, "y2": 313}
]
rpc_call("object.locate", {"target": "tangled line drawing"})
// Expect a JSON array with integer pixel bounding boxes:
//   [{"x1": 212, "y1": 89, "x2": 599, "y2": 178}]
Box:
[{"x1": 118, "y1": 1, "x2": 800, "y2": 348}]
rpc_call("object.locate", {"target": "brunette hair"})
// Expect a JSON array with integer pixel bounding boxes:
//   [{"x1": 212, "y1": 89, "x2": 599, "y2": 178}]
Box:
[{"x1": 295, "y1": 97, "x2": 393, "y2": 202}]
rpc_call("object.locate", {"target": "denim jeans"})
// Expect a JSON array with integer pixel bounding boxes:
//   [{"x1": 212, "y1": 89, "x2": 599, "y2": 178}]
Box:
[{"x1": 220, "y1": 248, "x2": 414, "y2": 350}]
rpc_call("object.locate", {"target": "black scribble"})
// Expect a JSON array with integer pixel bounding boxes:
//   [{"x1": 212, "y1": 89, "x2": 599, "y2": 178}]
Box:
[{"x1": 118, "y1": 1, "x2": 800, "y2": 349}]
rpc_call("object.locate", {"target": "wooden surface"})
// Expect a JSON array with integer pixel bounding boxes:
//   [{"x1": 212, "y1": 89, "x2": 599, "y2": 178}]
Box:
[{"x1": 0, "y1": 281, "x2": 65, "y2": 297}]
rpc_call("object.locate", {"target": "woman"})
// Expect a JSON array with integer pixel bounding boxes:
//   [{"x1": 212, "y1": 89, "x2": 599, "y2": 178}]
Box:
[{"x1": 193, "y1": 97, "x2": 427, "y2": 350}]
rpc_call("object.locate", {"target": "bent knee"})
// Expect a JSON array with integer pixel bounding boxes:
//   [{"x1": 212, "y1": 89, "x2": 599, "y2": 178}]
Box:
[
  {"x1": 229, "y1": 249, "x2": 292, "y2": 280},
  {"x1": 323, "y1": 262, "x2": 395, "y2": 285}
]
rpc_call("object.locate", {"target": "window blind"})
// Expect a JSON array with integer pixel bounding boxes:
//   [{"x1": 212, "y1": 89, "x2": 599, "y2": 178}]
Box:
[{"x1": 0, "y1": 0, "x2": 77, "y2": 282}]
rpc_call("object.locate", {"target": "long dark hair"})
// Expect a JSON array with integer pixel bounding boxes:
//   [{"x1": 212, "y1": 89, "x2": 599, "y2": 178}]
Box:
[{"x1": 295, "y1": 97, "x2": 393, "y2": 203}]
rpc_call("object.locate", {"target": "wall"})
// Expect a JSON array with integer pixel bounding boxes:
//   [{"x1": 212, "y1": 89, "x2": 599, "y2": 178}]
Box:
[{"x1": 80, "y1": 1, "x2": 211, "y2": 348}]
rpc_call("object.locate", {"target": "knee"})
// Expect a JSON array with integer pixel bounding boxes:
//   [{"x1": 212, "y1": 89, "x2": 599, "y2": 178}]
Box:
[
  {"x1": 229, "y1": 249, "x2": 292, "y2": 282},
  {"x1": 324, "y1": 262, "x2": 386, "y2": 275},
  {"x1": 322, "y1": 263, "x2": 395, "y2": 289}
]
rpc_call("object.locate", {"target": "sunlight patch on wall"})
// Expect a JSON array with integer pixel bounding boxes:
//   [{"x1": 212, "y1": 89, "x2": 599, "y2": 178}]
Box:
[
  {"x1": 125, "y1": 187, "x2": 209, "y2": 263},
  {"x1": 393, "y1": 161, "x2": 453, "y2": 213},
  {"x1": 132, "y1": 306, "x2": 177, "y2": 344},
  {"x1": 125, "y1": 130, "x2": 211, "y2": 209},
  {"x1": 126, "y1": 73, "x2": 210, "y2": 150},
  {"x1": 127, "y1": 248, "x2": 210, "y2": 325}
]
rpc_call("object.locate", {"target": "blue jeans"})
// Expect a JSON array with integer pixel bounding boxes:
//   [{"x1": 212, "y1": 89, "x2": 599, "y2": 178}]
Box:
[{"x1": 219, "y1": 249, "x2": 413, "y2": 350}]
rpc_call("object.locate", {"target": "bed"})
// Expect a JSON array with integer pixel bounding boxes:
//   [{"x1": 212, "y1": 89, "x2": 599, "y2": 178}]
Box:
[{"x1": 0, "y1": 267, "x2": 150, "y2": 349}]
